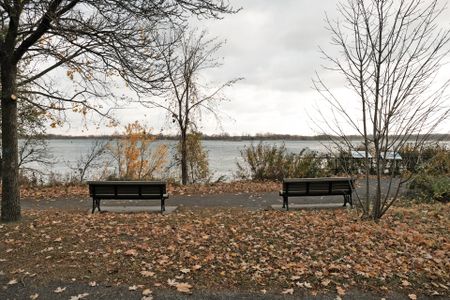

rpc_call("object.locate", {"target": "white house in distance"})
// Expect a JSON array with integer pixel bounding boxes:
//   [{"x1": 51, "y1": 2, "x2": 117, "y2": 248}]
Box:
[{"x1": 349, "y1": 150, "x2": 403, "y2": 174}]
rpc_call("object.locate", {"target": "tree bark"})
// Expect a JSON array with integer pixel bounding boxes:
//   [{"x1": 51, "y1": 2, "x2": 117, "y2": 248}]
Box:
[
  {"x1": 1, "y1": 62, "x2": 20, "y2": 222},
  {"x1": 180, "y1": 128, "x2": 188, "y2": 185}
]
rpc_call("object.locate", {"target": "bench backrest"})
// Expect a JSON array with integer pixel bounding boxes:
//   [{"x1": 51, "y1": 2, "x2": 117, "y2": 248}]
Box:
[
  {"x1": 283, "y1": 178, "x2": 354, "y2": 195},
  {"x1": 88, "y1": 181, "x2": 166, "y2": 197}
]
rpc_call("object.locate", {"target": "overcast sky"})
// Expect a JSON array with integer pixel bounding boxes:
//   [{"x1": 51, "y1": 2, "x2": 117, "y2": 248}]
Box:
[{"x1": 49, "y1": 0, "x2": 450, "y2": 136}]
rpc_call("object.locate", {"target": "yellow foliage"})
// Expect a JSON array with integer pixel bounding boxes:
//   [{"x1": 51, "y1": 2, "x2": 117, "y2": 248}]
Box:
[{"x1": 108, "y1": 121, "x2": 167, "y2": 180}]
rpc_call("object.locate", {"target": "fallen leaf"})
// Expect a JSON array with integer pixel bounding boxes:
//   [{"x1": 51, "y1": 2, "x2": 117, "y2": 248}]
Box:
[
  {"x1": 175, "y1": 282, "x2": 193, "y2": 294},
  {"x1": 180, "y1": 268, "x2": 190, "y2": 274},
  {"x1": 167, "y1": 279, "x2": 178, "y2": 287},
  {"x1": 8, "y1": 279, "x2": 18, "y2": 285},
  {"x1": 142, "y1": 289, "x2": 152, "y2": 296},
  {"x1": 88, "y1": 281, "x2": 97, "y2": 287},
  {"x1": 140, "y1": 271, "x2": 155, "y2": 277},
  {"x1": 54, "y1": 287, "x2": 66, "y2": 293},
  {"x1": 129, "y1": 285, "x2": 138, "y2": 291},
  {"x1": 192, "y1": 265, "x2": 202, "y2": 270},
  {"x1": 408, "y1": 294, "x2": 417, "y2": 300},
  {"x1": 402, "y1": 280, "x2": 410, "y2": 287},
  {"x1": 438, "y1": 283, "x2": 448, "y2": 290},
  {"x1": 30, "y1": 293, "x2": 39, "y2": 300},
  {"x1": 296, "y1": 282, "x2": 312, "y2": 288},
  {"x1": 336, "y1": 286, "x2": 346, "y2": 296},
  {"x1": 69, "y1": 293, "x2": 89, "y2": 300},
  {"x1": 282, "y1": 288, "x2": 294, "y2": 295},
  {"x1": 321, "y1": 279, "x2": 331, "y2": 287},
  {"x1": 125, "y1": 249, "x2": 138, "y2": 257}
]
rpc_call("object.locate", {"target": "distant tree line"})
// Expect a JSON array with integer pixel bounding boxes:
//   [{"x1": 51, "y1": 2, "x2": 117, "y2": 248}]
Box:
[{"x1": 34, "y1": 133, "x2": 450, "y2": 141}]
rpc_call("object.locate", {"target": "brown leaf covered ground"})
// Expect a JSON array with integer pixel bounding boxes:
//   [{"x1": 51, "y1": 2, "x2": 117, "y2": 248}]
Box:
[
  {"x1": 20, "y1": 180, "x2": 280, "y2": 200},
  {"x1": 0, "y1": 205, "x2": 449, "y2": 298}
]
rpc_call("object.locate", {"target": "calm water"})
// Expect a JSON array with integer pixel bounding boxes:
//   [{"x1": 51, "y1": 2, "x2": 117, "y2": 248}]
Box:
[
  {"x1": 26, "y1": 138, "x2": 449, "y2": 181},
  {"x1": 27, "y1": 139, "x2": 333, "y2": 181}
]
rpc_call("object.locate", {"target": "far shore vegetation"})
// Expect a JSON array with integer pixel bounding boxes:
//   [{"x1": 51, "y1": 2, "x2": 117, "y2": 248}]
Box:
[{"x1": 26, "y1": 133, "x2": 450, "y2": 141}]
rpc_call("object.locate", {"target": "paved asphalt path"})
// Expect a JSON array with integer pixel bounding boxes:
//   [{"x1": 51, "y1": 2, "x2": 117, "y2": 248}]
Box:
[
  {"x1": 21, "y1": 179, "x2": 404, "y2": 211},
  {"x1": 2, "y1": 279, "x2": 442, "y2": 300}
]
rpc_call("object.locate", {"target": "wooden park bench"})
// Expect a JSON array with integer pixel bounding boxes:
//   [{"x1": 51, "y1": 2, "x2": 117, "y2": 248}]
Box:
[
  {"x1": 88, "y1": 181, "x2": 168, "y2": 213},
  {"x1": 279, "y1": 177, "x2": 355, "y2": 210}
]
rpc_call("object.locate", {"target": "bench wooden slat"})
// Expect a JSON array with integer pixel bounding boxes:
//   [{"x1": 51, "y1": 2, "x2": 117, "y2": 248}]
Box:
[
  {"x1": 116, "y1": 185, "x2": 141, "y2": 195},
  {"x1": 141, "y1": 185, "x2": 166, "y2": 195}
]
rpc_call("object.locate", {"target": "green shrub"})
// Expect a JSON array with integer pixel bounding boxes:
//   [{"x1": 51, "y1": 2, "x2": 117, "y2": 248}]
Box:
[
  {"x1": 408, "y1": 145, "x2": 450, "y2": 202},
  {"x1": 400, "y1": 143, "x2": 449, "y2": 173},
  {"x1": 409, "y1": 175, "x2": 450, "y2": 203},
  {"x1": 236, "y1": 142, "x2": 328, "y2": 181}
]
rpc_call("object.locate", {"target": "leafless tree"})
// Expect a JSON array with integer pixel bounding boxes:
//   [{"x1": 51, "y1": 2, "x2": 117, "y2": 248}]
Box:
[
  {"x1": 68, "y1": 139, "x2": 107, "y2": 183},
  {"x1": 314, "y1": 0, "x2": 450, "y2": 219},
  {"x1": 142, "y1": 29, "x2": 241, "y2": 185},
  {"x1": 0, "y1": 0, "x2": 237, "y2": 222}
]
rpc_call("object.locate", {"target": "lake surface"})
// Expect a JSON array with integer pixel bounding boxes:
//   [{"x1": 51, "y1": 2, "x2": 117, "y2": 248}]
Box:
[
  {"x1": 26, "y1": 138, "x2": 449, "y2": 181},
  {"x1": 26, "y1": 139, "x2": 332, "y2": 181}
]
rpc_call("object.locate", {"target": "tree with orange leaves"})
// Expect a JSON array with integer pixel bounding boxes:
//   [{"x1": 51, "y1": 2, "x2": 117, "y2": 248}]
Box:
[{"x1": 108, "y1": 121, "x2": 167, "y2": 180}]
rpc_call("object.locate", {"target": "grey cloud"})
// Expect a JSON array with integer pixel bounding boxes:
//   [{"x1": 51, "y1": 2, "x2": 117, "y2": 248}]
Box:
[{"x1": 199, "y1": 0, "x2": 342, "y2": 92}]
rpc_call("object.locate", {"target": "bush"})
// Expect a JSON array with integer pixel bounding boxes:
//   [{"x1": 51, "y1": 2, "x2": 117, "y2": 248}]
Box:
[
  {"x1": 107, "y1": 121, "x2": 167, "y2": 180},
  {"x1": 409, "y1": 175, "x2": 450, "y2": 203},
  {"x1": 173, "y1": 131, "x2": 210, "y2": 184},
  {"x1": 236, "y1": 142, "x2": 328, "y2": 181},
  {"x1": 400, "y1": 143, "x2": 448, "y2": 173},
  {"x1": 408, "y1": 145, "x2": 450, "y2": 202}
]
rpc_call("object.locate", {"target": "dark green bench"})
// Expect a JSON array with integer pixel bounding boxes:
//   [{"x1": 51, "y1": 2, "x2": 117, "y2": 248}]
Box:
[
  {"x1": 279, "y1": 177, "x2": 355, "y2": 210},
  {"x1": 88, "y1": 181, "x2": 168, "y2": 213}
]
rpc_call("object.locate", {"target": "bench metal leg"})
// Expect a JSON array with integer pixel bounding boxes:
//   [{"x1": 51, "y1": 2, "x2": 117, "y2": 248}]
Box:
[
  {"x1": 284, "y1": 196, "x2": 289, "y2": 211},
  {"x1": 343, "y1": 195, "x2": 353, "y2": 208},
  {"x1": 161, "y1": 198, "x2": 165, "y2": 213},
  {"x1": 96, "y1": 198, "x2": 101, "y2": 212},
  {"x1": 92, "y1": 198, "x2": 101, "y2": 213}
]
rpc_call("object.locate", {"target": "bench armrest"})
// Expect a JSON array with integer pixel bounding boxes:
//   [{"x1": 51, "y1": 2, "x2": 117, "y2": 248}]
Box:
[{"x1": 162, "y1": 193, "x2": 169, "y2": 199}]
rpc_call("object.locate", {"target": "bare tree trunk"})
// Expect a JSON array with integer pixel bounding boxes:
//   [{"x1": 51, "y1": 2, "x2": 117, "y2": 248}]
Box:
[
  {"x1": 181, "y1": 127, "x2": 188, "y2": 185},
  {"x1": 1, "y1": 62, "x2": 20, "y2": 222},
  {"x1": 360, "y1": 67, "x2": 370, "y2": 216},
  {"x1": 373, "y1": 149, "x2": 383, "y2": 219},
  {"x1": 363, "y1": 144, "x2": 371, "y2": 217}
]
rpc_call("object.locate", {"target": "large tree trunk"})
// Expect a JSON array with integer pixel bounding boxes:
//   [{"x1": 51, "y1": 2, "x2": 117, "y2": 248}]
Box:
[
  {"x1": 180, "y1": 128, "x2": 188, "y2": 185},
  {"x1": 1, "y1": 63, "x2": 20, "y2": 222}
]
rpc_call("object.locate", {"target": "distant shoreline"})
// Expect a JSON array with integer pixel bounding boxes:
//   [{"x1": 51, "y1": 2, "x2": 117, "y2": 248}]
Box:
[{"x1": 25, "y1": 133, "x2": 450, "y2": 141}]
